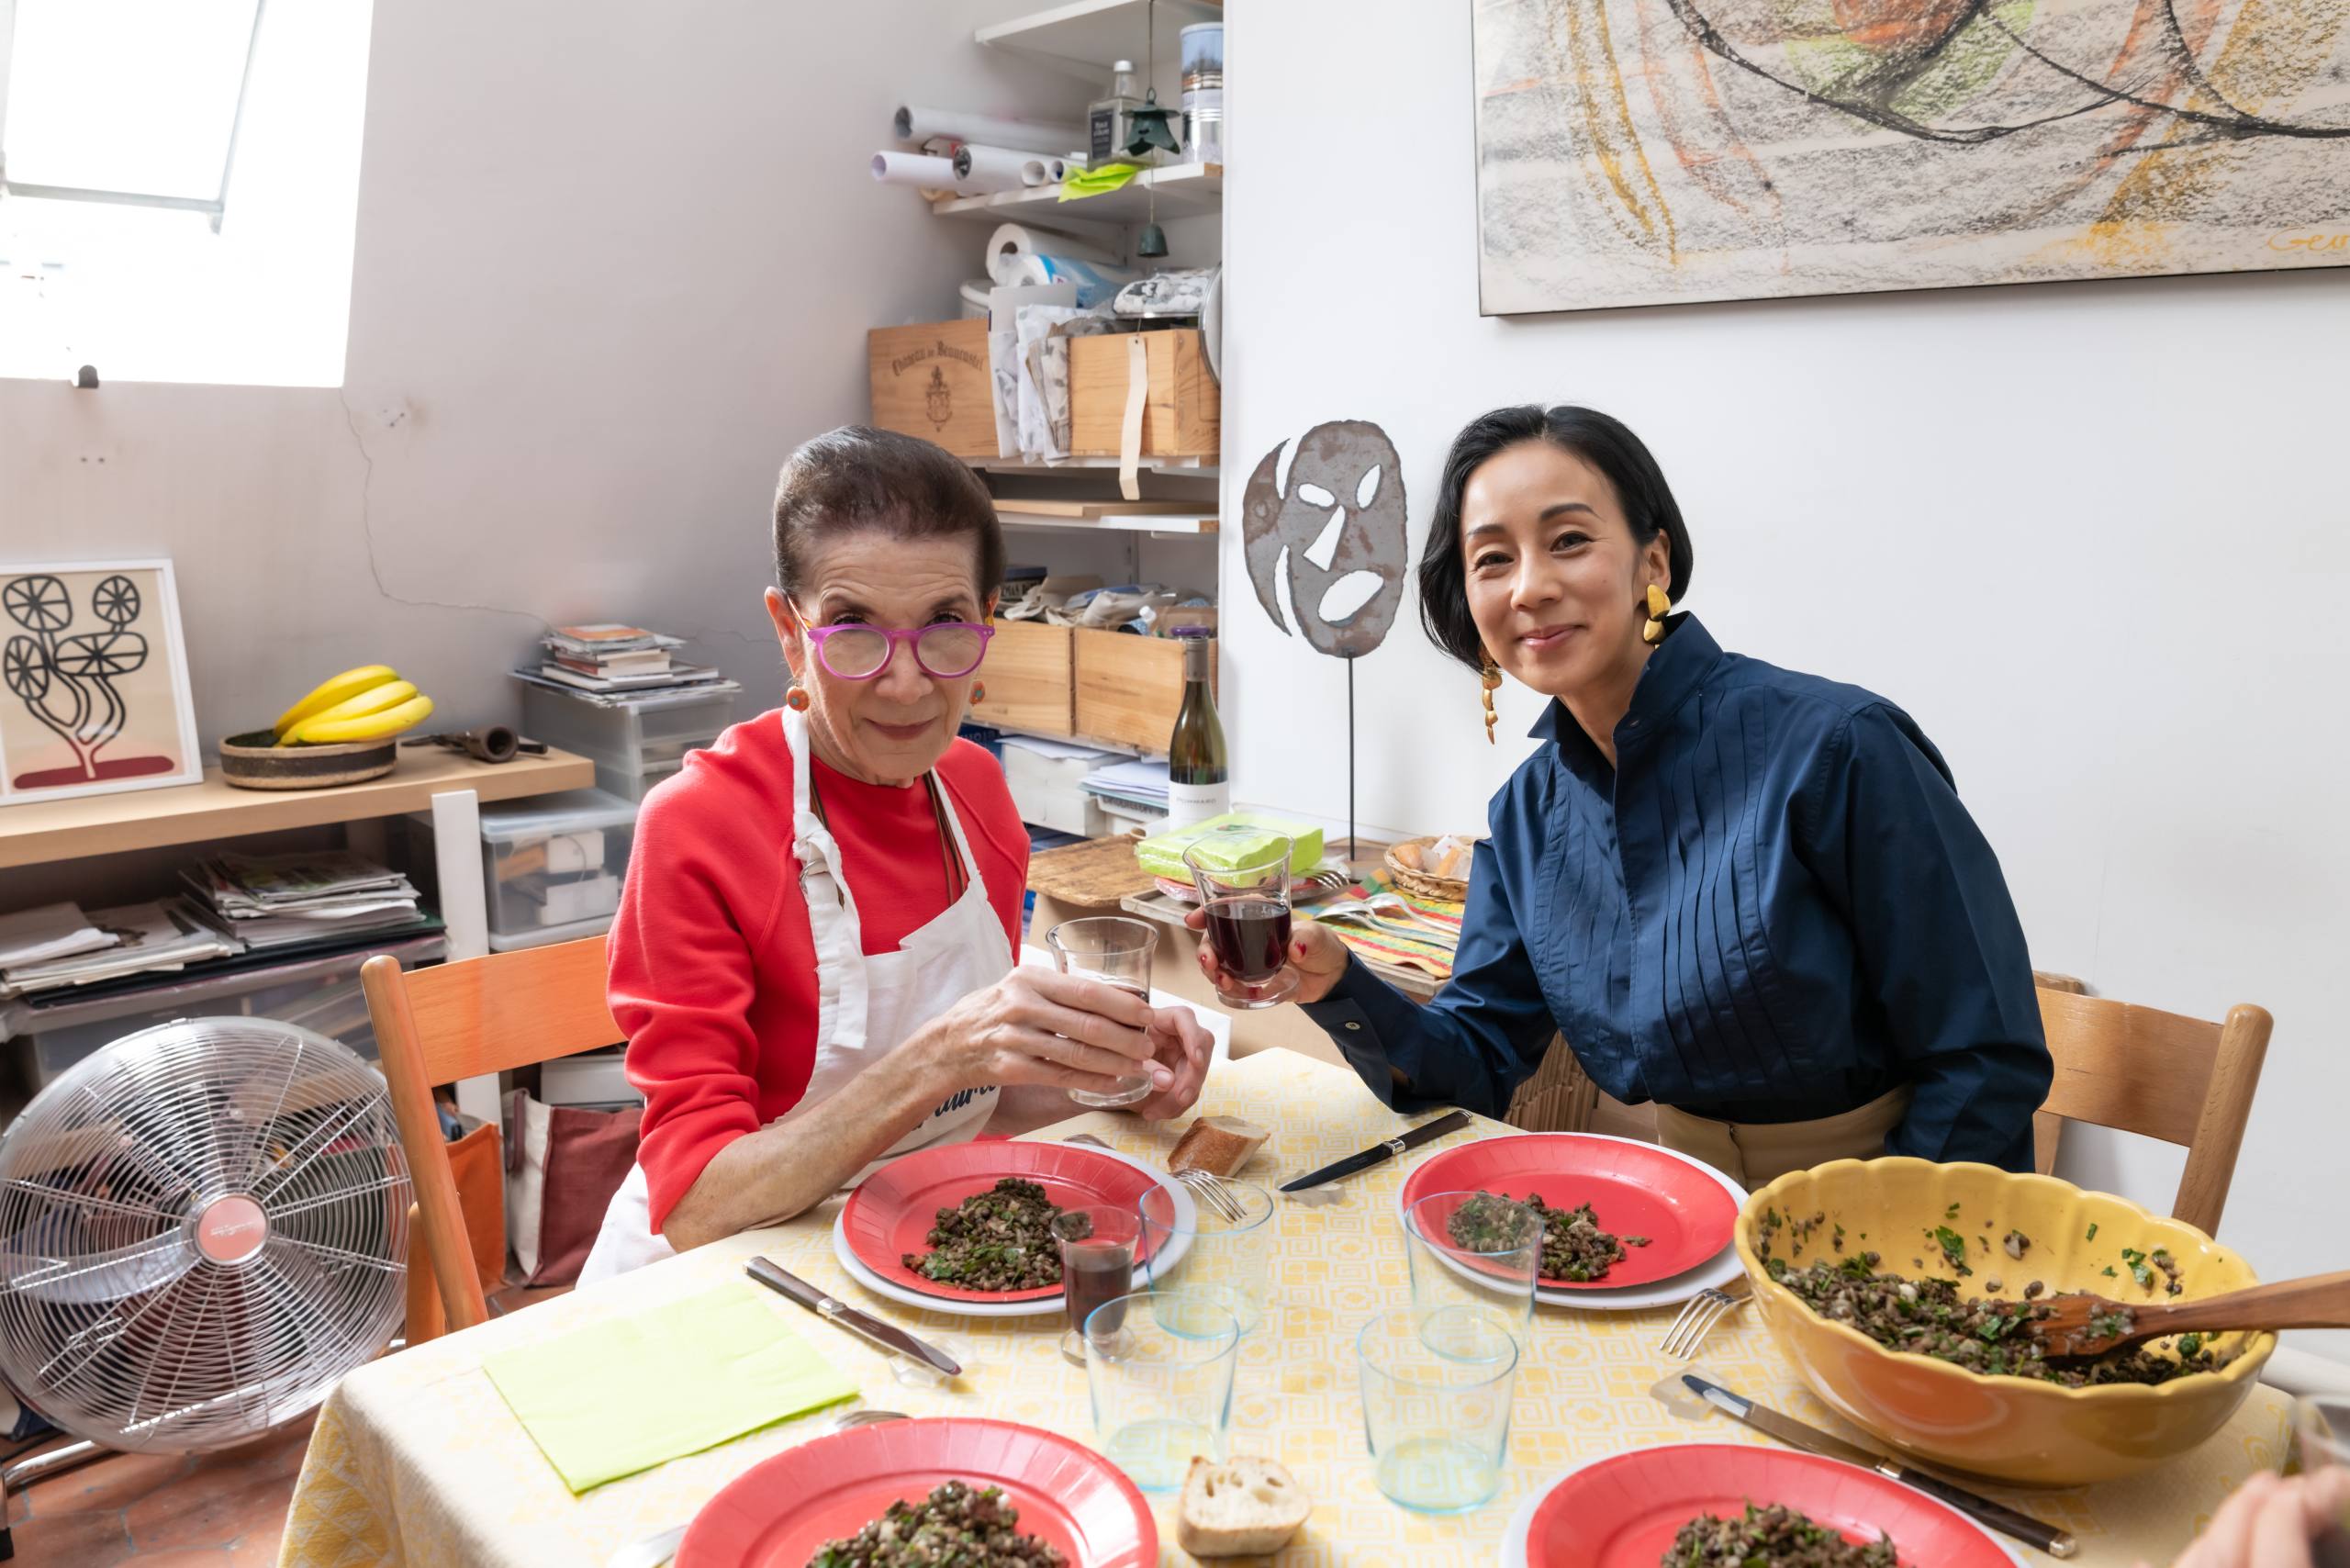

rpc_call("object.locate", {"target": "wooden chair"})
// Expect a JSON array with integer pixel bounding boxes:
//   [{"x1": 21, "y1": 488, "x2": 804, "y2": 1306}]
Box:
[
  {"x1": 2032, "y1": 985, "x2": 2273, "y2": 1238},
  {"x1": 362, "y1": 935, "x2": 622, "y2": 1340},
  {"x1": 1506, "y1": 1033, "x2": 1600, "y2": 1134}
]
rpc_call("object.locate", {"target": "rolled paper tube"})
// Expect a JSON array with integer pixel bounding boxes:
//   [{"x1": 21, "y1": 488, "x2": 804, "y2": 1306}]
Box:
[
  {"x1": 871, "y1": 151, "x2": 971, "y2": 193},
  {"x1": 954, "y1": 143, "x2": 1052, "y2": 190},
  {"x1": 893, "y1": 104, "x2": 1084, "y2": 156}
]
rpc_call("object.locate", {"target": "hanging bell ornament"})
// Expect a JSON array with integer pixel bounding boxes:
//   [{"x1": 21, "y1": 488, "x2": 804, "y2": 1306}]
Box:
[
  {"x1": 1124, "y1": 91, "x2": 1182, "y2": 158},
  {"x1": 1137, "y1": 221, "x2": 1169, "y2": 258}
]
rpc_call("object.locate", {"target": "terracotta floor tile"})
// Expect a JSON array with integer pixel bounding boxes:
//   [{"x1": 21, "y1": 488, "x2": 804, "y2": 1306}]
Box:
[
  {"x1": 228, "y1": 1526, "x2": 290, "y2": 1566},
  {"x1": 6, "y1": 1505, "x2": 137, "y2": 1567},
  {"x1": 33, "y1": 1445, "x2": 192, "y2": 1516},
  {"x1": 117, "y1": 1551, "x2": 236, "y2": 1566},
  {"x1": 126, "y1": 1471, "x2": 295, "y2": 1551}
]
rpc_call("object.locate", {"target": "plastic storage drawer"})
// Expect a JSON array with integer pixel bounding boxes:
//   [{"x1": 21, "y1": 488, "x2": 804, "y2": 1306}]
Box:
[
  {"x1": 520, "y1": 684, "x2": 735, "y2": 766},
  {"x1": 405, "y1": 788, "x2": 639, "y2": 943}
]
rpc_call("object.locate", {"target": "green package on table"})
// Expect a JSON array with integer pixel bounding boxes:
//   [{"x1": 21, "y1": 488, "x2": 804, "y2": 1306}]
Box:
[{"x1": 1136, "y1": 812, "x2": 1325, "y2": 879}]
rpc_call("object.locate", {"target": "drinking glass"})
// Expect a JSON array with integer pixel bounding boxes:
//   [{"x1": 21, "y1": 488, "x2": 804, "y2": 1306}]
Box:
[
  {"x1": 1054, "y1": 1204, "x2": 1140, "y2": 1366},
  {"x1": 2296, "y1": 1396, "x2": 2350, "y2": 1567},
  {"x1": 1183, "y1": 825, "x2": 1297, "y2": 1009},
  {"x1": 1357, "y1": 1305, "x2": 1520, "y2": 1514},
  {"x1": 1140, "y1": 1179, "x2": 1274, "y2": 1335},
  {"x1": 1402, "y1": 1191, "x2": 1542, "y2": 1329},
  {"x1": 1045, "y1": 916, "x2": 1158, "y2": 1107},
  {"x1": 1083, "y1": 1289, "x2": 1239, "y2": 1492}
]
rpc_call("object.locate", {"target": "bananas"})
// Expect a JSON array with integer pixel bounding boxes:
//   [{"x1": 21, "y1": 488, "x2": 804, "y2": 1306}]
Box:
[
  {"x1": 273, "y1": 665, "x2": 397, "y2": 738},
  {"x1": 271, "y1": 667, "x2": 438, "y2": 746}
]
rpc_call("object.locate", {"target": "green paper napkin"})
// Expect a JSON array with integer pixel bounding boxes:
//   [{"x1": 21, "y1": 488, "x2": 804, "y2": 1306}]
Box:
[{"x1": 482, "y1": 1281, "x2": 858, "y2": 1493}]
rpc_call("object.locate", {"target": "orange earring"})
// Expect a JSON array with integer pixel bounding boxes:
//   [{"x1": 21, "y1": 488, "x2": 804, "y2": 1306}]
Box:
[
  {"x1": 1641, "y1": 583, "x2": 1672, "y2": 644},
  {"x1": 968, "y1": 681, "x2": 987, "y2": 704},
  {"x1": 1479, "y1": 652, "x2": 1502, "y2": 745},
  {"x1": 785, "y1": 682, "x2": 811, "y2": 712}
]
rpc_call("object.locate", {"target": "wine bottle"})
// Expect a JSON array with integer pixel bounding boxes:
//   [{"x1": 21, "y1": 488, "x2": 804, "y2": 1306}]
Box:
[{"x1": 1165, "y1": 632, "x2": 1229, "y2": 828}]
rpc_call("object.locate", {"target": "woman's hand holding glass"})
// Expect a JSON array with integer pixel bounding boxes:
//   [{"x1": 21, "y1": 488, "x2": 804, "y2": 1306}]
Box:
[
  {"x1": 910, "y1": 967, "x2": 1180, "y2": 1103},
  {"x1": 1184, "y1": 911, "x2": 1351, "y2": 1006}
]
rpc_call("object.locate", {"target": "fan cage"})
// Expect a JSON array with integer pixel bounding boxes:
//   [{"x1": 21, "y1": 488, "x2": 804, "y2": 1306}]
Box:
[{"x1": 0, "y1": 1016, "x2": 411, "y2": 1452}]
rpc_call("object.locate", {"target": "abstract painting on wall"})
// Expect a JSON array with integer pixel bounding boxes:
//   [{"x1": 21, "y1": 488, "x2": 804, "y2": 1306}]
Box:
[
  {"x1": 1, "y1": 560, "x2": 201, "y2": 806},
  {"x1": 1473, "y1": 0, "x2": 2350, "y2": 313}
]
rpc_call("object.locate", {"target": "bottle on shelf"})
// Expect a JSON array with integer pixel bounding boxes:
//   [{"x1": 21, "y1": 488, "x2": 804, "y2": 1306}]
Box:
[
  {"x1": 1165, "y1": 631, "x2": 1228, "y2": 828},
  {"x1": 1089, "y1": 59, "x2": 1143, "y2": 167}
]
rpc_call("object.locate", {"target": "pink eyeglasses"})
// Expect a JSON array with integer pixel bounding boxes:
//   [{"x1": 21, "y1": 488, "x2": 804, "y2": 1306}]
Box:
[{"x1": 800, "y1": 620, "x2": 995, "y2": 680}]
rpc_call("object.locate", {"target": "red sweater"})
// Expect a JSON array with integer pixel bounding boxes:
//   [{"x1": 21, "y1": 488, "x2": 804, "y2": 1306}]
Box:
[{"x1": 609, "y1": 711, "x2": 1028, "y2": 1232}]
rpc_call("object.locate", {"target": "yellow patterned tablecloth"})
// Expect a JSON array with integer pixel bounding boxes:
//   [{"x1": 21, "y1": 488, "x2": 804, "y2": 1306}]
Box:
[{"x1": 281, "y1": 1050, "x2": 2289, "y2": 1567}]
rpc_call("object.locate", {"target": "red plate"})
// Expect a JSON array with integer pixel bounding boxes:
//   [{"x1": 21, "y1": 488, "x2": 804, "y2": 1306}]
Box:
[
  {"x1": 1526, "y1": 1444, "x2": 2010, "y2": 1567},
  {"x1": 677, "y1": 1417, "x2": 1156, "y2": 1568},
  {"x1": 841, "y1": 1140, "x2": 1164, "y2": 1302},
  {"x1": 1400, "y1": 1133, "x2": 1737, "y2": 1289}
]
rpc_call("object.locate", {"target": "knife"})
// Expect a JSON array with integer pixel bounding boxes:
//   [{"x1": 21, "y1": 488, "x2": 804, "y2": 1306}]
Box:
[
  {"x1": 745, "y1": 1259, "x2": 962, "y2": 1378},
  {"x1": 1679, "y1": 1374, "x2": 2075, "y2": 1559},
  {"x1": 1279, "y1": 1110, "x2": 1471, "y2": 1193}
]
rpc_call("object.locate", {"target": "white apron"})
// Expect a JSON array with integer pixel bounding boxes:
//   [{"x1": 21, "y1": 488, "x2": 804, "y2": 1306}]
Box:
[{"x1": 578, "y1": 708, "x2": 1010, "y2": 1282}]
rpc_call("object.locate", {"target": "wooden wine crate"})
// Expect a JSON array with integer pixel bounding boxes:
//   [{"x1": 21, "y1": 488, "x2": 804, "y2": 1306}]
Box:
[
  {"x1": 1067, "y1": 330, "x2": 1221, "y2": 459},
  {"x1": 1073, "y1": 630, "x2": 1214, "y2": 753},
  {"x1": 867, "y1": 319, "x2": 997, "y2": 458},
  {"x1": 968, "y1": 621, "x2": 1072, "y2": 736}
]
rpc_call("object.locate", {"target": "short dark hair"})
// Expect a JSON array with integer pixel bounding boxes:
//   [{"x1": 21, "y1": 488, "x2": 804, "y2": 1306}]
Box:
[
  {"x1": 1416, "y1": 405, "x2": 1695, "y2": 672},
  {"x1": 772, "y1": 425, "x2": 1005, "y2": 601}
]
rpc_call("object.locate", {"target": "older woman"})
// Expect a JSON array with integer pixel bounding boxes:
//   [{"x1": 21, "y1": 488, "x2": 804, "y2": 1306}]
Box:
[
  {"x1": 583, "y1": 427, "x2": 1211, "y2": 1279},
  {"x1": 1198, "y1": 405, "x2": 2051, "y2": 1184}
]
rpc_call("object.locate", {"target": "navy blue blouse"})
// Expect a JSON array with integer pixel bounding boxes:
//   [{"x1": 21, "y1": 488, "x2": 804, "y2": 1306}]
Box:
[{"x1": 1304, "y1": 616, "x2": 2052, "y2": 1170}]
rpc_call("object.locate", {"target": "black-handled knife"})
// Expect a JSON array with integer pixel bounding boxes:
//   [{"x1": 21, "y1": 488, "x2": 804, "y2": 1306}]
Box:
[
  {"x1": 1679, "y1": 1374, "x2": 2075, "y2": 1559},
  {"x1": 1279, "y1": 1110, "x2": 1472, "y2": 1193},
  {"x1": 745, "y1": 1259, "x2": 962, "y2": 1378}
]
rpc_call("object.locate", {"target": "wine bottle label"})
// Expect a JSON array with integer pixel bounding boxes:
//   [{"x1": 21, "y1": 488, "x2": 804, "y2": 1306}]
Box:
[{"x1": 1166, "y1": 779, "x2": 1230, "y2": 828}]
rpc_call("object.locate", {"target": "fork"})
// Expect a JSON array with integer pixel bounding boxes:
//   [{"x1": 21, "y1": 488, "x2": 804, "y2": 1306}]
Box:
[
  {"x1": 1659, "y1": 1279, "x2": 1751, "y2": 1360},
  {"x1": 1313, "y1": 892, "x2": 1456, "y2": 934},
  {"x1": 1173, "y1": 1168, "x2": 1248, "y2": 1224}
]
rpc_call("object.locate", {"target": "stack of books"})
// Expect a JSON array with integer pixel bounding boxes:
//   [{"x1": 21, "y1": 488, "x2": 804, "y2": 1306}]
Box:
[
  {"x1": 520, "y1": 623, "x2": 733, "y2": 699},
  {"x1": 184, "y1": 850, "x2": 431, "y2": 951},
  {"x1": 0, "y1": 899, "x2": 241, "y2": 999}
]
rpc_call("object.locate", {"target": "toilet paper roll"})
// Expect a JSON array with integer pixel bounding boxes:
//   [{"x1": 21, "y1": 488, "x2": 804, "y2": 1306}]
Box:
[
  {"x1": 954, "y1": 143, "x2": 1052, "y2": 191},
  {"x1": 871, "y1": 151, "x2": 971, "y2": 193},
  {"x1": 894, "y1": 105, "x2": 1083, "y2": 156},
  {"x1": 995, "y1": 253, "x2": 1138, "y2": 309},
  {"x1": 985, "y1": 222, "x2": 1121, "y2": 286}
]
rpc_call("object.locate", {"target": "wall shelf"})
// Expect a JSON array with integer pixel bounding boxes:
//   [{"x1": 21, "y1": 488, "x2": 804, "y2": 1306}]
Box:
[
  {"x1": 971, "y1": 454, "x2": 1217, "y2": 475},
  {"x1": 976, "y1": 0, "x2": 1221, "y2": 75},
  {"x1": 930, "y1": 164, "x2": 1221, "y2": 228},
  {"x1": 995, "y1": 500, "x2": 1216, "y2": 534}
]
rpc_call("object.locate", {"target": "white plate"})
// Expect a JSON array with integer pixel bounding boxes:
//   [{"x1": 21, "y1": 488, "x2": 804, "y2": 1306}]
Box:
[
  {"x1": 828, "y1": 1143, "x2": 1197, "y2": 1320},
  {"x1": 1399, "y1": 1131, "x2": 1750, "y2": 1313},
  {"x1": 1499, "y1": 1447, "x2": 2028, "y2": 1568}
]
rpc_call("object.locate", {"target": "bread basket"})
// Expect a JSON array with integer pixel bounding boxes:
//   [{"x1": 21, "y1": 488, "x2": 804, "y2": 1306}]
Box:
[{"x1": 1385, "y1": 836, "x2": 1477, "y2": 902}]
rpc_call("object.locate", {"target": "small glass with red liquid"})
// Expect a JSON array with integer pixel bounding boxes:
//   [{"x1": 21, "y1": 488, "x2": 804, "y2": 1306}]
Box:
[
  {"x1": 1184, "y1": 826, "x2": 1299, "y2": 1010},
  {"x1": 1054, "y1": 1204, "x2": 1141, "y2": 1365}
]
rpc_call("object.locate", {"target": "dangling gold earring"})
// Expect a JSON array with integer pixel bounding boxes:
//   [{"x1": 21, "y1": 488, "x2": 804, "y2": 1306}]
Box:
[
  {"x1": 1478, "y1": 652, "x2": 1502, "y2": 745},
  {"x1": 1641, "y1": 582, "x2": 1672, "y2": 644},
  {"x1": 785, "y1": 681, "x2": 811, "y2": 712}
]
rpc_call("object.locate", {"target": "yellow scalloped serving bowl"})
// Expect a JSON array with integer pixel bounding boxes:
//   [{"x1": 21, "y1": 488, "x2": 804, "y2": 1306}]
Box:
[{"x1": 1735, "y1": 1158, "x2": 2273, "y2": 1486}]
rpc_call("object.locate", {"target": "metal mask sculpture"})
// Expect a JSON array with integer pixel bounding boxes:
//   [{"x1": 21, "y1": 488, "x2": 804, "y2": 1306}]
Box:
[{"x1": 1239, "y1": 420, "x2": 1409, "y2": 658}]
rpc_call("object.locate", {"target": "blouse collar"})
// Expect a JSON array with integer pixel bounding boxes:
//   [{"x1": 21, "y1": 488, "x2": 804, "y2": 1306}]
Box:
[{"x1": 1528, "y1": 613, "x2": 1724, "y2": 768}]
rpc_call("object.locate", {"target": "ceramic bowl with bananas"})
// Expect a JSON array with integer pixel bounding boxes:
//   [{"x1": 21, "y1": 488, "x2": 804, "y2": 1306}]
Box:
[{"x1": 220, "y1": 666, "x2": 437, "y2": 790}]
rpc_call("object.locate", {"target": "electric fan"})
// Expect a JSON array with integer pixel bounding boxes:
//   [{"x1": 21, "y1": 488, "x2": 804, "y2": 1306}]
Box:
[{"x1": 0, "y1": 1017, "x2": 410, "y2": 1558}]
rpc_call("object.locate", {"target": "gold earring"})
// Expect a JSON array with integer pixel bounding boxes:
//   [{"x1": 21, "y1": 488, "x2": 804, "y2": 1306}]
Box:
[
  {"x1": 1479, "y1": 652, "x2": 1503, "y2": 745},
  {"x1": 1642, "y1": 583, "x2": 1671, "y2": 644}
]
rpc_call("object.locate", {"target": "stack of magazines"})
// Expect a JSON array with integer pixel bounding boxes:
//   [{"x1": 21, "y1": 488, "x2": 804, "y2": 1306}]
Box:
[
  {"x1": 0, "y1": 900, "x2": 241, "y2": 999},
  {"x1": 515, "y1": 622, "x2": 738, "y2": 701},
  {"x1": 184, "y1": 850, "x2": 431, "y2": 951}
]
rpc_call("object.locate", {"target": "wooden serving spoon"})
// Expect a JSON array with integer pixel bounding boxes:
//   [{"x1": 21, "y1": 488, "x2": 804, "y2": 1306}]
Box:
[{"x1": 2035, "y1": 1269, "x2": 2350, "y2": 1360}]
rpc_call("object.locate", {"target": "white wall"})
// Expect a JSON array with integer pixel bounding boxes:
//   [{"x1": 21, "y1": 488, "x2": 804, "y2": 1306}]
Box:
[
  {"x1": 1, "y1": 1, "x2": 1087, "y2": 741},
  {"x1": 1224, "y1": 4, "x2": 2350, "y2": 1349}
]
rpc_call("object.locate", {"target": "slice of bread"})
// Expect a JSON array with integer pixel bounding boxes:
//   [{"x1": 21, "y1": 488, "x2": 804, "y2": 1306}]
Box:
[
  {"x1": 1168, "y1": 1114, "x2": 1270, "y2": 1178},
  {"x1": 1175, "y1": 1455, "x2": 1310, "y2": 1557}
]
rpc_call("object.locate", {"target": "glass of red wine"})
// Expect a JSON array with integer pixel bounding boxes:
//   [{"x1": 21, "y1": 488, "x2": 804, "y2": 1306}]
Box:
[
  {"x1": 1053, "y1": 1204, "x2": 1141, "y2": 1366},
  {"x1": 1045, "y1": 917, "x2": 1159, "y2": 1106},
  {"x1": 1184, "y1": 826, "x2": 1299, "y2": 1010}
]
